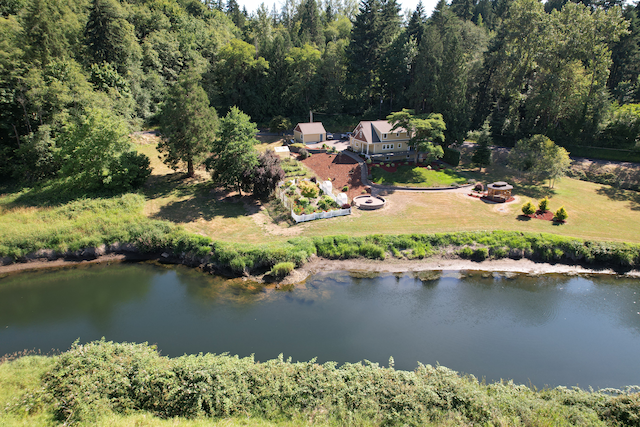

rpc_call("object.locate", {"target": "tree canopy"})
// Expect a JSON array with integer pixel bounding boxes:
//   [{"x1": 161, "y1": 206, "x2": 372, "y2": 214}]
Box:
[
  {"x1": 1, "y1": 0, "x2": 639, "y2": 187},
  {"x1": 158, "y1": 69, "x2": 218, "y2": 178},
  {"x1": 387, "y1": 109, "x2": 446, "y2": 163},
  {"x1": 508, "y1": 134, "x2": 571, "y2": 187},
  {"x1": 206, "y1": 106, "x2": 259, "y2": 194}
]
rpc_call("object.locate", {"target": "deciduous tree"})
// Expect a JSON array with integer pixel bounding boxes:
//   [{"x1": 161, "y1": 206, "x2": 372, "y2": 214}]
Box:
[
  {"x1": 508, "y1": 134, "x2": 571, "y2": 187},
  {"x1": 387, "y1": 109, "x2": 446, "y2": 163}
]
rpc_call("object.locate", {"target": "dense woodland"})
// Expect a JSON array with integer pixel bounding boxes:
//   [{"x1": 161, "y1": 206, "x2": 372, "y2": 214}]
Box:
[{"x1": 1, "y1": 0, "x2": 640, "y2": 188}]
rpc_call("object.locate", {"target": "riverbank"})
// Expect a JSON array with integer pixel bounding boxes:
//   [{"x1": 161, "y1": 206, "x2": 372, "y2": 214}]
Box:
[
  {"x1": 297, "y1": 255, "x2": 640, "y2": 277},
  {"x1": 2, "y1": 250, "x2": 638, "y2": 284}
]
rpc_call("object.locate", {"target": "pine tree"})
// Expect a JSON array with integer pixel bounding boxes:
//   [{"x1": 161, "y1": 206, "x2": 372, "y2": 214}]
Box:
[{"x1": 158, "y1": 69, "x2": 218, "y2": 178}]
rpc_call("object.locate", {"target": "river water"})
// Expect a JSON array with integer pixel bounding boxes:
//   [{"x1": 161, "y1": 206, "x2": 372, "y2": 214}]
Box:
[{"x1": 1, "y1": 262, "x2": 639, "y2": 389}]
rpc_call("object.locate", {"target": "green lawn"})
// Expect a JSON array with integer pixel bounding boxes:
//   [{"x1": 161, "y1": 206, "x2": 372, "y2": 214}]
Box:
[
  {"x1": 370, "y1": 164, "x2": 469, "y2": 187},
  {"x1": 3, "y1": 138, "x2": 640, "y2": 259}
]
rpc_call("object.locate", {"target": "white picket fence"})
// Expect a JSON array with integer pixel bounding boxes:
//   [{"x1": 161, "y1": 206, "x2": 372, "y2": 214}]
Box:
[
  {"x1": 276, "y1": 179, "x2": 352, "y2": 223},
  {"x1": 291, "y1": 208, "x2": 352, "y2": 223}
]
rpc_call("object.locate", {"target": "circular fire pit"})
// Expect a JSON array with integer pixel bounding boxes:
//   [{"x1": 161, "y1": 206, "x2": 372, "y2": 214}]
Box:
[{"x1": 353, "y1": 195, "x2": 386, "y2": 210}]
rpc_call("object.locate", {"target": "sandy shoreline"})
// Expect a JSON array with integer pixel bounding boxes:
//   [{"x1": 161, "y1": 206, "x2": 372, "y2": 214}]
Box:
[
  {"x1": 3, "y1": 253, "x2": 636, "y2": 282},
  {"x1": 294, "y1": 256, "x2": 640, "y2": 278}
]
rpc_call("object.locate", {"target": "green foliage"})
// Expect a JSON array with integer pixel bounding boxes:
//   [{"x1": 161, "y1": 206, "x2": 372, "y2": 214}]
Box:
[
  {"x1": 471, "y1": 121, "x2": 493, "y2": 167},
  {"x1": 12, "y1": 125, "x2": 59, "y2": 182},
  {"x1": 298, "y1": 181, "x2": 319, "y2": 198},
  {"x1": 85, "y1": 0, "x2": 140, "y2": 74},
  {"x1": 521, "y1": 201, "x2": 536, "y2": 216},
  {"x1": 598, "y1": 104, "x2": 640, "y2": 148},
  {"x1": 30, "y1": 339, "x2": 637, "y2": 426},
  {"x1": 442, "y1": 147, "x2": 461, "y2": 166},
  {"x1": 298, "y1": 148, "x2": 310, "y2": 159},
  {"x1": 268, "y1": 115, "x2": 291, "y2": 134},
  {"x1": 298, "y1": 196, "x2": 309, "y2": 207},
  {"x1": 105, "y1": 151, "x2": 151, "y2": 191},
  {"x1": 554, "y1": 206, "x2": 568, "y2": 222},
  {"x1": 57, "y1": 107, "x2": 147, "y2": 191},
  {"x1": 508, "y1": 135, "x2": 571, "y2": 187},
  {"x1": 539, "y1": 197, "x2": 550, "y2": 212},
  {"x1": 317, "y1": 195, "x2": 338, "y2": 211},
  {"x1": 269, "y1": 262, "x2": 295, "y2": 277},
  {"x1": 158, "y1": 69, "x2": 218, "y2": 177},
  {"x1": 387, "y1": 109, "x2": 446, "y2": 163},
  {"x1": 207, "y1": 107, "x2": 259, "y2": 194}
]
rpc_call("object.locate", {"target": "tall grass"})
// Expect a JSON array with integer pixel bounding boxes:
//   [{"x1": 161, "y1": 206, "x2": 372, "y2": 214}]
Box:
[{"x1": 3, "y1": 340, "x2": 637, "y2": 426}]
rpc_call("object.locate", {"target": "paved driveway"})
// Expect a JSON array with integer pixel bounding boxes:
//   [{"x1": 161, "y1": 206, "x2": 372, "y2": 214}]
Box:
[{"x1": 305, "y1": 138, "x2": 350, "y2": 151}]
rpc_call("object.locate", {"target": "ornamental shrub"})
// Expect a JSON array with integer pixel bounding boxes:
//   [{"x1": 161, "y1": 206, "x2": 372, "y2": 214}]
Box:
[
  {"x1": 342, "y1": 185, "x2": 349, "y2": 192},
  {"x1": 298, "y1": 181, "x2": 319, "y2": 198},
  {"x1": 317, "y1": 195, "x2": 337, "y2": 211},
  {"x1": 539, "y1": 197, "x2": 550, "y2": 212},
  {"x1": 554, "y1": 206, "x2": 568, "y2": 222},
  {"x1": 522, "y1": 201, "x2": 536, "y2": 216},
  {"x1": 298, "y1": 197, "x2": 309, "y2": 207},
  {"x1": 299, "y1": 148, "x2": 309, "y2": 159}
]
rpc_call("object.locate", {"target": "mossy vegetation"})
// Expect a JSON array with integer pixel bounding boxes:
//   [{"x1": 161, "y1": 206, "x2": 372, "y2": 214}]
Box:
[{"x1": 1, "y1": 340, "x2": 638, "y2": 427}]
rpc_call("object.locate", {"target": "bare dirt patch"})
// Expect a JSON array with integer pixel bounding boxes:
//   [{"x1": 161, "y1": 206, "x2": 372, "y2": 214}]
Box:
[{"x1": 301, "y1": 152, "x2": 366, "y2": 199}]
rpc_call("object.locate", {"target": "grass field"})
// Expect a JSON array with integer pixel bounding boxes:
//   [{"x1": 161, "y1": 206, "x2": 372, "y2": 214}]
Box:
[
  {"x1": 370, "y1": 164, "x2": 470, "y2": 187},
  {"x1": 134, "y1": 139, "x2": 640, "y2": 244},
  {"x1": 2, "y1": 137, "x2": 640, "y2": 260}
]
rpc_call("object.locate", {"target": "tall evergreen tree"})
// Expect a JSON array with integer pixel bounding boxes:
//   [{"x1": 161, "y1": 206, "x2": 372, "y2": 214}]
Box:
[
  {"x1": 85, "y1": 0, "x2": 139, "y2": 74},
  {"x1": 158, "y1": 69, "x2": 218, "y2": 178}
]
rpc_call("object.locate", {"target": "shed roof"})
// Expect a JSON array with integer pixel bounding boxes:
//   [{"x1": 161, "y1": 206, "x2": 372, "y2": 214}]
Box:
[{"x1": 295, "y1": 122, "x2": 326, "y2": 134}]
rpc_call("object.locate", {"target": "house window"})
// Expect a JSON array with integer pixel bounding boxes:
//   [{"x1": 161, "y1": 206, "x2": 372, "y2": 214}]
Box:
[
  {"x1": 382, "y1": 144, "x2": 394, "y2": 150},
  {"x1": 386, "y1": 156, "x2": 390, "y2": 160},
  {"x1": 406, "y1": 154, "x2": 411, "y2": 158},
  {"x1": 396, "y1": 132, "x2": 400, "y2": 137},
  {"x1": 383, "y1": 133, "x2": 387, "y2": 139},
  {"x1": 398, "y1": 143, "x2": 402, "y2": 148}
]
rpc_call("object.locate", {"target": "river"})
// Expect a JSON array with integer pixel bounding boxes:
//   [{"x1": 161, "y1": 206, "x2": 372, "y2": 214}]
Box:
[{"x1": 1, "y1": 262, "x2": 639, "y2": 389}]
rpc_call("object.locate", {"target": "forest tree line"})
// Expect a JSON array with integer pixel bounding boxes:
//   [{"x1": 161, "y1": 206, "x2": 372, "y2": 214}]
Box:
[{"x1": 1, "y1": 0, "x2": 639, "y2": 187}]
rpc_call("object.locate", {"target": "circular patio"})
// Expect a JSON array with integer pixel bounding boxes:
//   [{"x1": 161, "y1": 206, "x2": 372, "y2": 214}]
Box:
[{"x1": 353, "y1": 195, "x2": 386, "y2": 210}]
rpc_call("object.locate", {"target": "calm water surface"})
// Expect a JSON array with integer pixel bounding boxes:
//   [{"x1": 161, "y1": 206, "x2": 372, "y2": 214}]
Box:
[{"x1": 1, "y1": 262, "x2": 639, "y2": 389}]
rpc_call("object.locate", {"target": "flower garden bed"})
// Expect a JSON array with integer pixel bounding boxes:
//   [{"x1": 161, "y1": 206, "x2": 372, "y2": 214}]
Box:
[
  {"x1": 300, "y1": 153, "x2": 366, "y2": 199},
  {"x1": 277, "y1": 179, "x2": 351, "y2": 223}
]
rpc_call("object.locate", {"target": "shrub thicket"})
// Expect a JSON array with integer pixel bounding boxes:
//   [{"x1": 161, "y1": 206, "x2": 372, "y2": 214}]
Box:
[{"x1": 25, "y1": 340, "x2": 638, "y2": 426}]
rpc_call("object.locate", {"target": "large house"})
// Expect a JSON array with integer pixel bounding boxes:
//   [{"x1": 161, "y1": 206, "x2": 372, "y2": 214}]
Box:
[
  {"x1": 349, "y1": 120, "x2": 414, "y2": 161},
  {"x1": 294, "y1": 122, "x2": 327, "y2": 144}
]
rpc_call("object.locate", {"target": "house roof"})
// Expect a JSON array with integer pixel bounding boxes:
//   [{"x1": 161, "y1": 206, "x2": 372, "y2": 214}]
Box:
[
  {"x1": 295, "y1": 122, "x2": 326, "y2": 134},
  {"x1": 352, "y1": 120, "x2": 409, "y2": 144}
]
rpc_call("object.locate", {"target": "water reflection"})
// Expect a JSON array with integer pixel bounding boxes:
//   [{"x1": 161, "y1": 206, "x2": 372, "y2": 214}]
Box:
[
  {"x1": 0, "y1": 264, "x2": 639, "y2": 389},
  {"x1": 0, "y1": 263, "x2": 152, "y2": 328}
]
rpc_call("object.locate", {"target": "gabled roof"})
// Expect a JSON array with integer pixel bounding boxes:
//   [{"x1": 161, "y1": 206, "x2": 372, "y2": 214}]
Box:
[
  {"x1": 352, "y1": 120, "x2": 409, "y2": 144},
  {"x1": 295, "y1": 122, "x2": 326, "y2": 134}
]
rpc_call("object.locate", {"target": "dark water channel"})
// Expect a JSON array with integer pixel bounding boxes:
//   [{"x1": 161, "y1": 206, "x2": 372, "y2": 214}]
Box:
[{"x1": 1, "y1": 262, "x2": 639, "y2": 389}]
